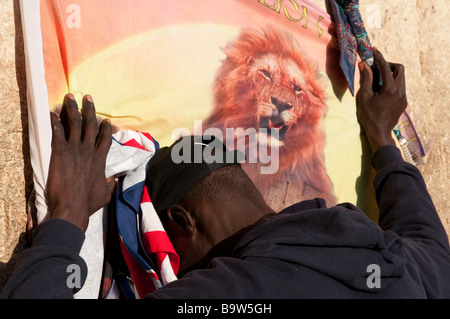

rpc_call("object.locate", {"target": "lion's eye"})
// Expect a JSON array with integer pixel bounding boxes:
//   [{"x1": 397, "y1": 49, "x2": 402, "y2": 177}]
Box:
[
  {"x1": 261, "y1": 69, "x2": 272, "y2": 80},
  {"x1": 293, "y1": 84, "x2": 302, "y2": 93}
]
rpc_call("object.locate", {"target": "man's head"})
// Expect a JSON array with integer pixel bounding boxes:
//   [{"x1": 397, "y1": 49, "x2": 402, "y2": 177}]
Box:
[{"x1": 146, "y1": 136, "x2": 273, "y2": 273}]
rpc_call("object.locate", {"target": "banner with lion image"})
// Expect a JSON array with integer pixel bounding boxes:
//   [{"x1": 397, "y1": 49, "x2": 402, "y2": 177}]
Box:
[
  {"x1": 21, "y1": 0, "x2": 375, "y2": 297},
  {"x1": 38, "y1": 0, "x2": 369, "y2": 210}
]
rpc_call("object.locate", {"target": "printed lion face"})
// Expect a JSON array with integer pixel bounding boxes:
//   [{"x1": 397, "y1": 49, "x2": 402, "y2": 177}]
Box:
[
  {"x1": 205, "y1": 26, "x2": 328, "y2": 171},
  {"x1": 249, "y1": 53, "x2": 312, "y2": 145}
]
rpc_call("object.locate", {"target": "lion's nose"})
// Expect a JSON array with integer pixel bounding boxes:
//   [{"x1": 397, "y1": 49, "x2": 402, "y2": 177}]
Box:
[{"x1": 271, "y1": 96, "x2": 293, "y2": 112}]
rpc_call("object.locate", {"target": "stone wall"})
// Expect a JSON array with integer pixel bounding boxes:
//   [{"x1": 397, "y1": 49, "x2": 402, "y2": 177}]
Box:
[{"x1": 0, "y1": 0, "x2": 31, "y2": 288}]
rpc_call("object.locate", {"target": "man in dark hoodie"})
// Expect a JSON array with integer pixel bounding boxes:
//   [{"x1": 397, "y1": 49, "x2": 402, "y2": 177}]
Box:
[{"x1": 2, "y1": 49, "x2": 450, "y2": 299}]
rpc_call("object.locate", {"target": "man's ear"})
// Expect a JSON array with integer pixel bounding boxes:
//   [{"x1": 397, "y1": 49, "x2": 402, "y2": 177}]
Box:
[{"x1": 166, "y1": 204, "x2": 196, "y2": 236}]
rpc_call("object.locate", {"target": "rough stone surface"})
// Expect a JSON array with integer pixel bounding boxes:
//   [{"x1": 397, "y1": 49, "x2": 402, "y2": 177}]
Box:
[
  {"x1": 0, "y1": 0, "x2": 449, "y2": 290},
  {"x1": 0, "y1": 0, "x2": 31, "y2": 288}
]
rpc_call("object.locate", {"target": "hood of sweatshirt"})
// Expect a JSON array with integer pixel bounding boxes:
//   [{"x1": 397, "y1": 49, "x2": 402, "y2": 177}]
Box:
[{"x1": 232, "y1": 199, "x2": 406, "y2": 293}]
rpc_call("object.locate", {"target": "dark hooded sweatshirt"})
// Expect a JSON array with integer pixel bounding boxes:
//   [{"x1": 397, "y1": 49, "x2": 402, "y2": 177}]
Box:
[{"x1": 2, "y1": 145, "x2": 450, "y2": 298}]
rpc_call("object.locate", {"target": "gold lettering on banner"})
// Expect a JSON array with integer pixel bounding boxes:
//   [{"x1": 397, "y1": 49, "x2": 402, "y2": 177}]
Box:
[
  {"x1": 316, "y1": 15, "x2": 324, "y2": 37},
  {"x1": 282, "y1": 0, "x2": 306, "y2": 24},
  {"x1": 257, "y1": 0, "x2": 325, "y2": 37},
  {"x1": 257, "y1": 0, "x2": 281, "y2": 13}
]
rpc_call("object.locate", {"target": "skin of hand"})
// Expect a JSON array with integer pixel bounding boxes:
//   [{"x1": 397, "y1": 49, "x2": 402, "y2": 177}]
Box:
[
  {"x1": 46, "y1": 93, "x2": 115, "y2": 232},
  {"x1": 356, "y1": 48, "x2": 408, "y2": 153}
]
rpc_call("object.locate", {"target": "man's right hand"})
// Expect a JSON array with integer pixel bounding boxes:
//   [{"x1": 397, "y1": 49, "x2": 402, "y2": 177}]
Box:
[
  {"x1": 356, "y1": 48, "x2": 408, "y2": 153},
  {"x1": 46, "y1": 93, "x2": 115, "y2": 232}
]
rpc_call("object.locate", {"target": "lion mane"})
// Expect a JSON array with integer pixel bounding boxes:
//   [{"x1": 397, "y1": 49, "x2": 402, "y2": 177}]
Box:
[{"x1": 204, "y1": 26, "x2": 336, "y2": 209}]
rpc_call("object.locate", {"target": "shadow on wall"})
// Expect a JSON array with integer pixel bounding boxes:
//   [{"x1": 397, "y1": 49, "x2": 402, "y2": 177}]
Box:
[
  {"x1": 0, "y1": 233, "x2": 29, "y2": 290},
  {"x1": 0, "y1": 0, "x2": 34, "y2": 290}
]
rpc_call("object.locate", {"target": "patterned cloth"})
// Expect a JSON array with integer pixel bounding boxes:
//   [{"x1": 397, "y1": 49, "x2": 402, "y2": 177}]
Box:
[
  {"x1": 329, "y1": 0, "x2": 382, "y2": 94},
  {"x1": 329, "y1": 0, "x2": 426, "y2": 164},
  {"x1": 101, "y1": 130, "x2": 179, "y2": 299}
]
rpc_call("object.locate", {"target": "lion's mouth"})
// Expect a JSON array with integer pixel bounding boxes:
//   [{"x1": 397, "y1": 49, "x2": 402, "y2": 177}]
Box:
[{"x1": 259, "y1": 116, "x2": 288, "y2": 140}]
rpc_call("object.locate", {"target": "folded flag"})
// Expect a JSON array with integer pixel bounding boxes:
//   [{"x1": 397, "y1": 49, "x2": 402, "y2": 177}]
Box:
[{"x1": 102, "y1": 130, "x2": 179, "y2": 299}]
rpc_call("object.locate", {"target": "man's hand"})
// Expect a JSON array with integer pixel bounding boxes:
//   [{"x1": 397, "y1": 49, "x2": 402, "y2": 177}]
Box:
[
  {"x1": 46, "y1": 93, "x2": 115, "y2": 232},
  {"x1": 356, "y1": 48, "x2": 408, "y2": 153}
]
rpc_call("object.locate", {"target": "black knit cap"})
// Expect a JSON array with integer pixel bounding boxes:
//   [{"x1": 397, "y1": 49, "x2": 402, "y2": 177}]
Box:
[{"x1": 145, "y1": 135, "x2": 245, "y2": 215}]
